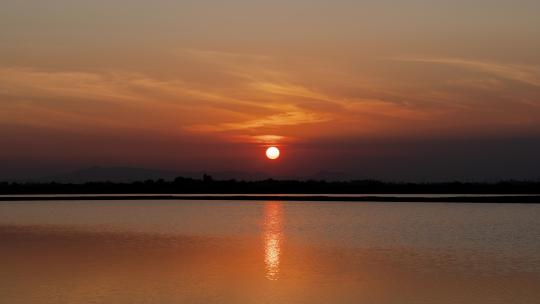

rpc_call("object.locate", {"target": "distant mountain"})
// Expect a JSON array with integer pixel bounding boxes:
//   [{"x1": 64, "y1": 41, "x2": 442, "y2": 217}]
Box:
[
  {"x1": 45, "y1": 166, "x2": 178, "y2": 183},
  {"x1": 307, "y1": 170, "x2": 352, "y2": 181},
  {"x1": 24, "y1": 166, "x2": 356, "y2": 184},
  {"x1": 42, "y1": 166, "x2": 272, "y2": 183},
  {"x1": 206, "y1": 171, "x2": 271, "y2": 181}
]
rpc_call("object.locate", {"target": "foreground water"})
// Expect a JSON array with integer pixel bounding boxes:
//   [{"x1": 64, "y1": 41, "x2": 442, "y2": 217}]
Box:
[{"x1": 1, "y1": 200, "x2": 539, "y2": 303}]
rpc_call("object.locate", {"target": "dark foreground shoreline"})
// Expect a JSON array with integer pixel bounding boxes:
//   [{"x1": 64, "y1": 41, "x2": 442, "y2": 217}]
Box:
[
  {"x1": 3, "y1": 178, "x2": 540, "y2": 195},
  {"x1": 2, "y1": 195, "x2": 540, "y2": 203}
]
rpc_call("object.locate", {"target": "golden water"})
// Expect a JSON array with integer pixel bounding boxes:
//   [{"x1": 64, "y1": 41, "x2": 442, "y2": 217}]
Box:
[{"x1": 1, "y1": 200, "x2": 539, "y2": 303}]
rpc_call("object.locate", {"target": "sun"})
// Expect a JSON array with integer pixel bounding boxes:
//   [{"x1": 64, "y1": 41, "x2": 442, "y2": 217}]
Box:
[{"x1": 265, "y1": 146, "x2": 280, "y2": 160}]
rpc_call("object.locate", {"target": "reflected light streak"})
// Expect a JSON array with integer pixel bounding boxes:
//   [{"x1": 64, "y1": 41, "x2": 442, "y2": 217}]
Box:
[{"x1": 263, "y1": 202, "x2": 284, "y2": 281}]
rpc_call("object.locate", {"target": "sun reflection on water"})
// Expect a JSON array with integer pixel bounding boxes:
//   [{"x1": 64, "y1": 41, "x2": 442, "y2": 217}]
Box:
[{"x1": 263, "y1": 202, "x2": 283, "y2": 281}]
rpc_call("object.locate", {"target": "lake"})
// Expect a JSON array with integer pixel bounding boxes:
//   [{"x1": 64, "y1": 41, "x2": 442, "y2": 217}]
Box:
[{"x1": 1, "y1": 199, "x2": 539, "y2": 303}]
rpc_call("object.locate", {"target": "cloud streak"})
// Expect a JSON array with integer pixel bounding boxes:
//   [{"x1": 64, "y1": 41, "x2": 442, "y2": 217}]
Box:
[
  {"x1": 1, "y1": 50, "x2": 539, "y2": 147},
  {"x1": 391, "y1": 57, "x2": 540, "y2": 87}
]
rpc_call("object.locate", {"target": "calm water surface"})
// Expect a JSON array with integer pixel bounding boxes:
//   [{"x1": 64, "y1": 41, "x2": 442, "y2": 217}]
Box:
[{"x1": 1, "y1": 200, "x2": 539, "y2": 303}]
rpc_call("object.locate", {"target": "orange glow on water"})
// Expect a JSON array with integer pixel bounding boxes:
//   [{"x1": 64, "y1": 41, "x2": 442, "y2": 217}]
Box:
[{"x1": 263, "y1": 202, "x2": 283, "y2": 281}]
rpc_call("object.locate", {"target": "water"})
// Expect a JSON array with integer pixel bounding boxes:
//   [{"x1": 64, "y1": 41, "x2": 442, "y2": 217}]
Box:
[{"x1": 1, "y1": 200, "x2": 539, "y2": 303}]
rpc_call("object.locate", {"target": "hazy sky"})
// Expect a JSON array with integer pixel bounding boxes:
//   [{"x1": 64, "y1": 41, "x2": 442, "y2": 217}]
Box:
[{"x1": 1, "y1": 0, "x2": 539, "y2": 180}]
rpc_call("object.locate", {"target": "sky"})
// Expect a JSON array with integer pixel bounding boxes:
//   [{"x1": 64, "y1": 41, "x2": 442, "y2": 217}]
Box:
[{"x1": 1, "y1": 0, "x2": 539, "y2": 181}]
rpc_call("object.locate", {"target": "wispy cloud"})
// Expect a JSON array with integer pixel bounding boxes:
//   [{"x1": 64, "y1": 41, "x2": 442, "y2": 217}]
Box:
[
  {"x1": 390, "y1": 57, "x2": 540, "y2": 87},
  {"x1": 187, "y1": 110, "x2": 331, "y2": 132},
  {"x1": 3, "y1": 49, "x2": 539, "y2": 144}
]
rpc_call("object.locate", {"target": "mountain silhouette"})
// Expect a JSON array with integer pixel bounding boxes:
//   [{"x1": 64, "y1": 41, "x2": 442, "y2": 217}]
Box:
[{"x1": 43, "y1": 166, "x2": 272, "y2": 183}]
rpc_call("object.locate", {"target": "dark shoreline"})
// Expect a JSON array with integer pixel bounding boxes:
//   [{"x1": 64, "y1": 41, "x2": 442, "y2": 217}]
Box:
[
  {"x1": 1, "y1": 195, "x2": 540, "y2": 203},
  {"x1": 3, "y1": 179, "x2": 540, "y2": 196}
]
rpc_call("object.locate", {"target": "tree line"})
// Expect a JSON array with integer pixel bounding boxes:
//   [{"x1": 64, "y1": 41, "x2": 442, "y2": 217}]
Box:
[{"x1": 1, "y1": 175, "x2": 540, "y2": 194}]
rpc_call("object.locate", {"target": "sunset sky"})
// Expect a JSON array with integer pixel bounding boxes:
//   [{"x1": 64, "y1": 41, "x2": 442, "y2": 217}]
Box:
[{"x1": 1, "y1": 0, "x2": 539, "y2": 180}]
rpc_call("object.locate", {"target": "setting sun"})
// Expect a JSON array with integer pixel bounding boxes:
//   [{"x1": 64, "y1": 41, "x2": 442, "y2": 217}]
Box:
[{"x1": 266, "y1": 147, "x2": 280, "y2": 160}]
